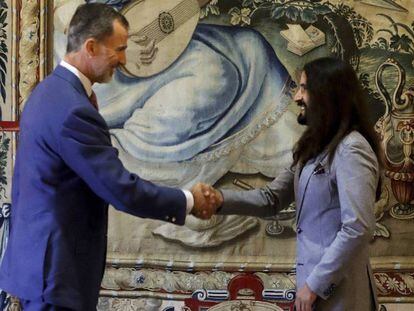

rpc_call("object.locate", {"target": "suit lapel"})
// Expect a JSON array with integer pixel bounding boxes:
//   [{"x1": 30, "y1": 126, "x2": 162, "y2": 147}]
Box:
[
  {"x1": 53, "y1": 65, "x2": 89, "y2": 98},
  {"x1": 295, "y1": 150, "x2": 330, "y2": 224},
  {"x1": 294, "y1": 161, "x2": 303, "y2": 196},
  {"x1": 295, "y1": 160, "x2": 316, "y2": 224}
]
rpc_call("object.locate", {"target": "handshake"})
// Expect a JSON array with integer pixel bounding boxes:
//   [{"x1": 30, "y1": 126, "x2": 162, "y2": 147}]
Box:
[{"x1": 190, "y1": 183, "x2": 223, "y2": 220}]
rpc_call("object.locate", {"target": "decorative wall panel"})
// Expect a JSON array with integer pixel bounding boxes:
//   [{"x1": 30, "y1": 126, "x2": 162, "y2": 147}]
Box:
[{"x1": 1, "y1": 0, "x2": 414, "y2": 310}]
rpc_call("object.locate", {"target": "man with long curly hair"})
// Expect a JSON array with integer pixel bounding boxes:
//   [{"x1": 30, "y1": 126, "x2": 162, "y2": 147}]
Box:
[{"x1": 212, "y1": 57, "x2": 381, "y2": 311}]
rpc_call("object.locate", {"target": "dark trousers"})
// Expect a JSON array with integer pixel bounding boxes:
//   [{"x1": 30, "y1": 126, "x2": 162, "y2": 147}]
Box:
[{"x1": 21, "y1": 299, "x2": 76, "y2": 311}]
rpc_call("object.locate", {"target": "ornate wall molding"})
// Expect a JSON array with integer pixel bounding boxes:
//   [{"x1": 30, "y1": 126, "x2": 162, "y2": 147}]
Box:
[
  {"x1": 375, "y1": 272, "x2": 414, "y2": 303},
  {"x1": 102, "y1": 268, "x2": 240, "y2": 293},
  {"x1": 18, "y1": 0, "x2": 48, "y2": 110},
  {"x1": 106, "y1": 257, "x2": 296, "y2": 272},
  {"x1": 101, "y1": 267, "x2": 414, "y2": 304},
  {"x1": 106, "y1": 256, "x2": 414, "y2": 272}
]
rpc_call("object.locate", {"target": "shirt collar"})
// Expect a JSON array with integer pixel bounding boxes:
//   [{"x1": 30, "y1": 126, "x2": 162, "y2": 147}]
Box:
[{"x1": 60, "y1": 60, "x2": 93, "y2": 97}]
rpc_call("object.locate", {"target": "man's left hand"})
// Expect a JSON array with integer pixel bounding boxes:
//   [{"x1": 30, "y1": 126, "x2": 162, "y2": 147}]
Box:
[{"x1": 295, "y1": 283, "x2": 317, "y2": 311}]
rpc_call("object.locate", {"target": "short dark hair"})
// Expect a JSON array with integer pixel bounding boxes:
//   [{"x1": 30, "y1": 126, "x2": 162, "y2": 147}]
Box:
[
  {"x1": 66, "y1": 3, "x2": 129, "y2": 53},
  {"x1": 292, "y1": 57, "x2": 381, "y2": 168}
]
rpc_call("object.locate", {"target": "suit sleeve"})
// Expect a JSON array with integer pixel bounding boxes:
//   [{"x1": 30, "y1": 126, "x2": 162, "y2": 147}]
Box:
[
  {"x1": 218, "y1": 167, "x2": 295, "y2": 217},
  {"x1": 305, "y1": 139, "x2": 378, "y2": 299},
  {"x1": 58, "y1": 105, "x2": 187, "y2": 225}
]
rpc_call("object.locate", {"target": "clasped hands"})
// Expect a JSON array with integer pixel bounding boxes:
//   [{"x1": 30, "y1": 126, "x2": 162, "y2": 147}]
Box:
[{"x1": 190, "y1": 183, "x2": 223, "y2": 220}]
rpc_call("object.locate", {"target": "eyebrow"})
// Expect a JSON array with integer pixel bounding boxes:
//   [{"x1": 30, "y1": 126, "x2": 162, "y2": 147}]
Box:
[{"x1": 116, "y1": 45, "x2": 128, "y2": 52}]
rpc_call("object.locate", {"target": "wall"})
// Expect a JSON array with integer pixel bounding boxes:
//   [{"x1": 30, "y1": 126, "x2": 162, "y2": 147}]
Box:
[{"x1": 1, "y1": 0, "x2": 414, "y2": 310}]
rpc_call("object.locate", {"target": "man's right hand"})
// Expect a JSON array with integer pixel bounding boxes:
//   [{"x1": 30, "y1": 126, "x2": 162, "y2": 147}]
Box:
[{"x1": 190, "y1": 183, "x2": 223, "y2": 219}]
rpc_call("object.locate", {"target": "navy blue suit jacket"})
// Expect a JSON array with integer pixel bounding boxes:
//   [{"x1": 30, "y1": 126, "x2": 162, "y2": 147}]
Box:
[{"x1": 0, "y1": 66, "x2": 187, "y2": 310}]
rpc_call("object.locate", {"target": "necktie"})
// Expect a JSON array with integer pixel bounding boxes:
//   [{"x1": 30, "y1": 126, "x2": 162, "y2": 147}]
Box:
[{"x1": 89, "y1": 91, "x2": 99, "y2": 110}]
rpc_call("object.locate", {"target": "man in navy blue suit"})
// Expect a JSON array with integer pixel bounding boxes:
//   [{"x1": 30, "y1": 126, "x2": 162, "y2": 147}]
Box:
[{"x1": 0, "y1": 3, "x2": 220, "y2": 310}]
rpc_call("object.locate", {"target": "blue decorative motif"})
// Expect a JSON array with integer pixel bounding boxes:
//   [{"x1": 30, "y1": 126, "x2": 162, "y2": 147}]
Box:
[
  {"x1": 86, "y1": 0, "x2": 131, "y2": 10},
  {"x1": 0, "y1": 203, "x2": 10, "y2": 228},
  {"x1": 135, "y1": 274, "x2": 145, "y2": 284},
  {"x1": 263, "y1": 289, "x2": 296, "y2": 301},
  {"x1": 0, "y1": 134, "x2": 9, "y2": 198},
  {"x1": 0, "y1": 0, "x2": 8, "y2": 112},
  {"x1": 0, "y1": 292, "x2": 8, "y2": 311},
  {"x1": 0, "y1": 134, "x2": 10, "y2": 284},
  {"x1": 0, "y1": 203, "x2": 9, "y2": 309},
  {"x1": 192, "y1": 289, "x2": 229, "y2": 301}
]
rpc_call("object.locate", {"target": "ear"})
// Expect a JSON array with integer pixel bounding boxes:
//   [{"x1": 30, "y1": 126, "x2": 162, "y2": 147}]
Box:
[{"x1": 84, "y1": 38, "x2": 98, "y2": 58}]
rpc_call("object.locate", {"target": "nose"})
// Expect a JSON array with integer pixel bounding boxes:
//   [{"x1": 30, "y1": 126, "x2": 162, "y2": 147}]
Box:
[
  {"x1": 118, "y1": 50, "x2": 127, "y2": 66},
  {"x1": 294, "y1": 88, "x2": 301, "y2": 101}
]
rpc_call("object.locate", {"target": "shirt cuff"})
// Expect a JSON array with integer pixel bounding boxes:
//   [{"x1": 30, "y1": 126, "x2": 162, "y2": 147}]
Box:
[{"x1": 182, "y1": 189, "x2": 194, "y2": 215}]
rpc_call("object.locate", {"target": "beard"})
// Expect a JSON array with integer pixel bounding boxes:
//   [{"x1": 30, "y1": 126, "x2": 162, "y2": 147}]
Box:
[
  {"x1": 93, "y1": 64, "x2": 115, "y2": 84},
  {"x1": 296, "y1": 100, "x2": 307, "y2": 125},
  {"x1": 97, "y1": 68, "x2": 114, "y2": 83}
]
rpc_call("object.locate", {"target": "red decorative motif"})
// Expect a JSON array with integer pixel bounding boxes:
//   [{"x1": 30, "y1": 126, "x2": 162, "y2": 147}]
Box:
[
  {"x1": 184, "y1": 274, "x2": 294, "y2": 311},
  {"x1": 396, "y1": 119, "x2": 414, "y2": 133},
  {"x1": 0, "y1": 121, "x2": 19, "y2": 132},
  {"x1": 374, "y1": 271, "x2": 414, "y2": 297}
]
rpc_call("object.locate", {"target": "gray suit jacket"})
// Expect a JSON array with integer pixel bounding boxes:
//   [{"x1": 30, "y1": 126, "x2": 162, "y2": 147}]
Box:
[{"x1": 219, "y1": 131, "x2": 379, "y2": 311}]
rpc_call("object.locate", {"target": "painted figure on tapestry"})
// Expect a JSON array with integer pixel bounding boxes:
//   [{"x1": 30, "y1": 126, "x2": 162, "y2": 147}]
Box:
[
  {"x1": 54, "y1": 0, "x2": 303, "y2": 246},
  {"x1": 54, "y1": 0, "x2": 300, "y2": 190}
]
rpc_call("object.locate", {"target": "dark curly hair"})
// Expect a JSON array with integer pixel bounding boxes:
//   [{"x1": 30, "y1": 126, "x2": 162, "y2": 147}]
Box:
[{"x1": 292, "y1": 57, "x2": 381, "y2": 169}]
